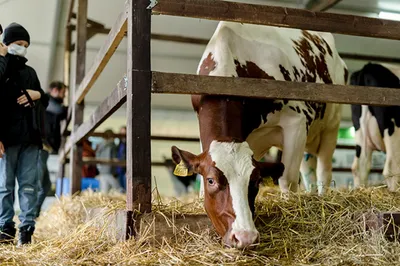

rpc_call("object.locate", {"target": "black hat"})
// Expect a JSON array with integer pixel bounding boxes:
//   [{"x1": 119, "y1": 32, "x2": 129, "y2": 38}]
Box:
[{"x1": 3, "y1": 22, "x2": 30, "y2": 46}]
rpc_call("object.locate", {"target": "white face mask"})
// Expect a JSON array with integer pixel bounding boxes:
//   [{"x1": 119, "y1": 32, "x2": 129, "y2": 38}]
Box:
[{"x1": 8, "y1": 43, "x2": 27, "y2": 57}]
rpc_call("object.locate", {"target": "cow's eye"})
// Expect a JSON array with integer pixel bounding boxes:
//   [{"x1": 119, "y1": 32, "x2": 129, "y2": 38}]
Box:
[{"x1": 207, "y1": 178, "x2": 215, "y2": 186}]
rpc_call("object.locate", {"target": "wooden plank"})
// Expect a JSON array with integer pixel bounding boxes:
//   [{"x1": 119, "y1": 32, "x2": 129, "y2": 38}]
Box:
[
  {"x1": 362, "y1": 212, "x2": 400, "y2": 241},
  {"x1": 74, "y1": 11, "x2": 127, "y2": 104},
  {"x1": 58, "y1": 77, "x2": 126, "y2": 163},
  {"x1": 340, "y1": 53, "x2": 400, "y2": 64},
  {"x1": 151, "y1": 33, "x2": 209, "y2": 45},
  {"x1": 305, "y1": 0, "x2": 342, "y2": 12},
  {"x1": 151, "y1": 72, "x2": 400, "y2": 106},
  {"x1": 152, "y1": 0, "x2": 400, "y2": 41},
  {"x1": 126, "y1": 0, "x2": 152, "y2": 239},
  {"x1": 86, "y1": 208, "x2": 211, "y2": 242},
  {"x1": 73, "y1": 77, "x2": 127, "y2": 145},
  {"x1": 67, "y1": 0, "x2": 76, "y2": 23},
  {"x1": 336, "y1": 144, "x2": 355, "y2": 150},
  {"x1": 60, "y1": 106, "x2": 72, "y2": 135},
  {"x1": 58, "y1": 0, "x2": 75, "y2": 183},
  {"x1": 72, "y1": 26, "x2": 400, "y2": 65},
  {"x1": 69, "y1": 0, "x2": 87, "y2": 195},
  {"x1": 333, "y1": 168, "x2": 382, "y2": 173},
  {"x1": 83, "y1": 158, "x2": 126, "y2": 167}
]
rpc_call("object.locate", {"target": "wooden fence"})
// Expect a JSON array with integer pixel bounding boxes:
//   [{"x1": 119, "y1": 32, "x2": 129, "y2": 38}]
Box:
[{"x1": 58, "y1": 0, "x2": 399, "y2": 239}]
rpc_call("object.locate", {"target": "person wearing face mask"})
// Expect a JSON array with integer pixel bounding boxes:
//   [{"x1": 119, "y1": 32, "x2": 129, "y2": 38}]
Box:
[
  {"x1": 0, "y1": 23, "x2": 49, "y2": 246},
  {"x1": 35, "y1": 81, "x2": 68, "y2": 218}
]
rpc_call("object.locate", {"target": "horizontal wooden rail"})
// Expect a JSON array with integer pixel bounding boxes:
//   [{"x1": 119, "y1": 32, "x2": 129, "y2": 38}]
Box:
[
  {"x1": 59, "y1": 77, "x2": 128, "y2": 163},
  {"x1": 339, "y1": 53, "x2": 400, "y2": 64},
  {"x1": 306, "y1": 0, "x2": 342, "y2": 12},
  {"x1": 82, "y1": 26, "x2": 210, "y2": 45},
  {"x1": 333, "y1": 167, "x2": 382, "y2": 173},
  {"x1": 74, "y1": 77, "x2": 127, "y2": 144},
  {"x1": 71, "y1": 158, "x2": 385, "y2": 174},
  {"x1": 151, "y1": 72, "x2": 400, "y2": 106},
  {"x1": 65, "y1": 158, "x2": 173, "y2": 167},
  {"x1": 74, "y1": 10, "x2": 127, "y2": 104},
  {"x1": 152, "y1": 0, "x2": 400, "y2": 41},
  {"x1": 75, "y1": 25, "x2": 400, "y2": 65}
]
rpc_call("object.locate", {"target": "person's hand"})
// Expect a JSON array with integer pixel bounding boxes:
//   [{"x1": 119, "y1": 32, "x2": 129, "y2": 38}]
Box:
[
  {"x1": 17, "y1": 90, "x2": 41, "y2": 107},
  {"x1": 0, "y1": 142, "x2": 5, "y2": 158},
  {"x1": 0, "y1": 43, "x2": 7, "y2": 57}
]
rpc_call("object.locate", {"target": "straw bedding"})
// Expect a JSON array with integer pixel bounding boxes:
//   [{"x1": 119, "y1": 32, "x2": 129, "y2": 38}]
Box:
[{"x1": 1, "y1": 185, "x2": 400, "y2": 265}]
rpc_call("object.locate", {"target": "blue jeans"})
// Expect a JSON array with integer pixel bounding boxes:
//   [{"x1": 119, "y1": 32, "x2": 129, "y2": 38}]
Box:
[
  {"x1": 118, "y1": 173, "x2": 126, "y2": 192},
  {"x1": 36, "y1": 149, "x2": 51, "y2": 217},
  {"x1": 0, "y1": 144, "x2": 40, "y2": 228}
]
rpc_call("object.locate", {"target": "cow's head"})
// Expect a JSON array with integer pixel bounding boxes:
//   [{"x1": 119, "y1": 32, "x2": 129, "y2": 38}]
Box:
[{"x1": 171, "y1": 140, "x2": 284, "y2": 248}]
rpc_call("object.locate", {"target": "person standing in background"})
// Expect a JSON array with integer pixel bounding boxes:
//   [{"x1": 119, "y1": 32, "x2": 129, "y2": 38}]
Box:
[
  {"x1": 82, "y1": 138, "x2": 98, "y2": 178},
  {"x1": 115, "y1": 126, "x2": 126, "y2": 192},
  {"x1": 0, "y1": 22, "x2": 49, "y2": 246},
  {"x1": 96, "y1": 129, "x2": 120, "y2": 193},
  {"x1": 36, "y1": 81, "x2": 67, "y2": 218}
]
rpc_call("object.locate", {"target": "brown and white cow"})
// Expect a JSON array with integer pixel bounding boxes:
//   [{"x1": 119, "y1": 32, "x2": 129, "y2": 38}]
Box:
[
  {"x1": 171, "y1": 21, "x2": 348, "y2": 248},
  {"x1": 350, "y1": 63, "x2": 400, "y2": 191}
]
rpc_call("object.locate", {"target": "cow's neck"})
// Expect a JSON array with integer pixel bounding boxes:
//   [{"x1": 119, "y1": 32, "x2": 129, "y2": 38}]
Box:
[{"x1": 198, "y1": 97, "x2": 244, "y2": 150}]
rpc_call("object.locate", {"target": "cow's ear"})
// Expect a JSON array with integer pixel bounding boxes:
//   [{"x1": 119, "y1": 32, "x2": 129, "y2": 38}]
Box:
[
  {"x1": 171, "y1": 146, "x2": 200, "y2": 177},
  {"x1": 255, "y1": 161, "x2": 284, "y2": 185}
]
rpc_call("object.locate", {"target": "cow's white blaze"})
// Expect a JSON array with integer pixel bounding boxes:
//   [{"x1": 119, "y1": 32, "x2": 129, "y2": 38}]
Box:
[{"x1": 209, "y1": 140, "x2": 257, "y2": 233}]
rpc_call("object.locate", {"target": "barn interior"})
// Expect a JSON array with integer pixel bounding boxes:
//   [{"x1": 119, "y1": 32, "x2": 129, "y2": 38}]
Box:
[
  {"x1": 0, "y1": 0, "x2": 399, "y2": 202},
  {"x1": 1, "y1": 0, "x2": 400, "y2": 264},
  {"x1": 0, "y1": 0, "x2": 398, "y2": 208}
]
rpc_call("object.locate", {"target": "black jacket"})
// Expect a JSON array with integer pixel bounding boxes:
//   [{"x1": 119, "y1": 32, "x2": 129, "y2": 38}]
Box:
[
  {"x1": 0, "y1": 54, "x2": 49, "y2": 148},
  {"x1": 45, "y1": 95, "x2": 67, "y2": 153}
]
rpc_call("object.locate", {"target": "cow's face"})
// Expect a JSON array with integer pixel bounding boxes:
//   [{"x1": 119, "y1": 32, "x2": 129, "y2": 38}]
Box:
[{"x1": 171, "y1": 141, "x2": 284, "y2": 249}]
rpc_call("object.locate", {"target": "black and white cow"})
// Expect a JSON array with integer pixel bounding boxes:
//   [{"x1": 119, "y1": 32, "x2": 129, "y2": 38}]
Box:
[{"x1": 350, "y1": 63, "x2": 400, "y2": 191}]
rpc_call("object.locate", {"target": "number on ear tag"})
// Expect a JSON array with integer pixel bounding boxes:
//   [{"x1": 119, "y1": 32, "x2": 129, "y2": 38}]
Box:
[{"x1": 173, "y1": 161, "x2": 193, "y2": 177}]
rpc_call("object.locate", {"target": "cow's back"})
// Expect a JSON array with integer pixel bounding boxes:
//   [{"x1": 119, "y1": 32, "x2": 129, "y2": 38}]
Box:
[
  {"x1": 197, "y1": 21, "x2": 347, "y2": 85},
  {"x1": 196, "y1": 21, "x2": 347, "y2": 157}
]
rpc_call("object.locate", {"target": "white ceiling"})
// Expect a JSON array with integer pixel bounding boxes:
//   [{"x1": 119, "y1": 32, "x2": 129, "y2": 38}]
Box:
[{"x1": 2, "y1": 0, "x2": 400, "y2": 122}]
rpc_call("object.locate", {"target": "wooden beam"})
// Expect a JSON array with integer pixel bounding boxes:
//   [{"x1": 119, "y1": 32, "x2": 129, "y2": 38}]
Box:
[
  {"x1": 71, "y1": 12, "x2": 107, "y2": 29},
  {"x1": 74, "y1": 11, "x2": 127, "y2": 104},
  {"x1": 152, "y1": 0, "x2": 400, "y2": 41},
  {"x1": 73, "y1": 77, "x2": 127, "y2": 146},
  {"x1": 340, "y1": 53, "x2": 400, "y2": 65},
  {"x1": 306, "y1": 0, "x2": 342, "y2": 12},
  {"x1": 60, "y1": 106, "x2": 72, "y2": 135},
  {"x1": 69, "y1": 0, "x2": 87, "y2": 195},
  {"x1": 58, "y1": 77, "x2": 127, "y2": 163},
  {"x1": 59, "y1": 0, "x2": 75, "y2": 186},
  {"x1": 151, "y1": 72, "x2": 400, "y2": 106},
  {"x1": 83, "y1": 158, "x2": 127, "y2": 167},
  {"x1": 333, "y1": 168, "x2": 382, "y2": 173},
  {"x1": 126, "y1": 0, "x2": 152, "y2": 239},
  {"x1": 67, "y1": 0, "x2": 76, "y2": 23},
  {"x1": 72, "y1": 25, "x2": 400, "y2": 65}
]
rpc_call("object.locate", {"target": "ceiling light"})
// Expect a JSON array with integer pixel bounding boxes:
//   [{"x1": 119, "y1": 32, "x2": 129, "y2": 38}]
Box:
[{"x1": 378, "y1": 11, "x2": 400, "y2": 21}]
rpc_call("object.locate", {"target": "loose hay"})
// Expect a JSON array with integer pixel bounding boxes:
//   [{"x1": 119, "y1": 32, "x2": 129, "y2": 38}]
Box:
[{"x1": 1, "y1": 187, "x2": 400, "y2": 265}]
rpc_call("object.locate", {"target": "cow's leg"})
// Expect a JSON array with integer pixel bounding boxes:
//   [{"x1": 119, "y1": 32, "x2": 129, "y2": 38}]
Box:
[
  {"x1": 279, "y1": 122, "x2": 307, "y2": 194},
  {"x1": 351, "y1": 153, "x2": 360, "y2": 188},
  {"x1": 316, "y1": 129, "x2": 339, "y2": 195},
  {"x1": 383, "y1": 129, "x2": 400, "y2": 192},
  {"x1": 354, "y1": 146, "x2": 372, "y2": 188},
  {"x1": 300, "y1": 153, "x2": 317, "y2": 193}
]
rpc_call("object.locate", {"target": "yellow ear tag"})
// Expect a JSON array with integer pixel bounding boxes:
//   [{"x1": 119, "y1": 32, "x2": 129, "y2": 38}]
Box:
[{"x1": 173, "y1": 161, "x2": 193, "y2": 177}]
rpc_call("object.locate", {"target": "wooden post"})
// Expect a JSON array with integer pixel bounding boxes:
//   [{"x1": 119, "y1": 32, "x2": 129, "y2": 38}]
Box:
[
  {"x1": 69, "y1": 0, "x2": 87, "y2": 195},
  {"x1": 126, "y1": 0, "x2": 152, "y2": 238},
  {"x1": 57, "y1": 1, "x2": 74, "y2": 194}
]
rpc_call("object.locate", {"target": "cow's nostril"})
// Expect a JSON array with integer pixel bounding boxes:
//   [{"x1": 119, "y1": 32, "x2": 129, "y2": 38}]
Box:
[{"x1": 230, "y1": 232, "x2": 239, "y2": 247}]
